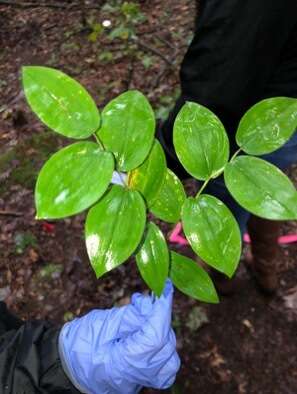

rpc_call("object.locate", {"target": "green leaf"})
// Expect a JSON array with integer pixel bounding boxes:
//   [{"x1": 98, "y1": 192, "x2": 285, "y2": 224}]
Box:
[
  {"x1": 182, "y1": 194, "x2": 241, "y2": 277},
  {"x1": 136, "y1": 222, "x2": 169, "y2": 296},
  {"x1": 236, "y1": 97, "x2": 297, "y2": 155},
  {"x1": 121, "y1": 2, "x2": 141, "y2": 18},
  {"x1": 109, "y1": 26, "x2": 132, "y2": 40},
  {"x1": 97, "y1": 90, "x2": 155, "y2": 171},
  {"x1": 22, "y1": 66, "x2": 100, "y2": 139},
  {"x1": 142, "y1": 55, "x2": 153, "y2": 69},
  {"x1": 35, "y1": 142, "x2": 114, "y2": 219},
  {"x1": 14, "y1": 232, "x2": 37, "y2": 254},
  {"x1": 170, "y1": 252, "x2": 219, "y2": 303},
  {"x1": 128, "y1": 139, "x2": 166, "y2": 205},
  {"x1": 150, "y1": 169, "x2": 186, "y2": 223},
  {"x1": 224, "y1": 156, "x2": 297, "y2": 220},
  {"x1": 173, "y1": 102, "x2": 229, "y2": 180},
  {"x1": 85, "y1": 185, "x2": 146, "y2": 278}
]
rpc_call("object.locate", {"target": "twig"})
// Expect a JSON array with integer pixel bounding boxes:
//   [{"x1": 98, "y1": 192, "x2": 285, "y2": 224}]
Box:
[
  {"x1": 137, "y1": 27, "x2": 168, "y2": 37},
  {"x1": 152, "y1": 63, "x2": 169, "y2": 89},
  {"x1": 152, "y1": 46, "x2": 179, "y2": 88},
  {"x1": 155, "y1": 34, "x2": 176, "y2": 51},
  {"x1": 0, "y1": 91, "x2": 24, "y2": 114},
  {"x1": 42, "y1": 22, "x2": 58, "y2": 32},
  {"x1": 0, "y1": 0, "x2": 71, "y2": 8},
  {"x1": 0, "y1": 1, "x2": 104, "y2": 10},
  {"x1": 0, "y1": 210, "x2": 23, "y2": 217},
  {"x1": 124, "y1": 58, "x2": 135, "y2": 91},
  {"x1": 132, "y1": 37, "x2": 173, "y2": 66}
]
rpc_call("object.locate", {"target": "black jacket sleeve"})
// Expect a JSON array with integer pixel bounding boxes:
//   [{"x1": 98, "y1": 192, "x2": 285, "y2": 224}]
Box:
[
  {"x1": 181, "y1": 0, "x2": 297, "y2": 131},
  {"x1": 0, "y1": 302, "x2": 79, "y2": 394},
  {"x1": 160, "y1": 0, "x2": 297, "y2": 174}
]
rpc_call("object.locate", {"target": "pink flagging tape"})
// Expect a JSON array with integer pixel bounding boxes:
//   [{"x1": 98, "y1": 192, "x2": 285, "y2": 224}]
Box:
[
  {"x1": 169, "y1": 222, "x2": 189, "y2": 245},
  {"x1": 243, "y1": 233, "x2": 297, "y2": 244},
  {"x1": 243, "y1": 233, "x2": 250, "y2": 243},
  {"x1": 279, "y1": 234, "x2": 297, "y2": 244},
  {"x1": 169, "y1": 222, "x2": 297, "y2": 246}
]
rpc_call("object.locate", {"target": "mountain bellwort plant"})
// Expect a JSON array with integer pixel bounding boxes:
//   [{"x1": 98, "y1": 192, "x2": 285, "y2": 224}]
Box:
[{"x1": 22, "y1": 66, "x2": 297, "y2": 303}]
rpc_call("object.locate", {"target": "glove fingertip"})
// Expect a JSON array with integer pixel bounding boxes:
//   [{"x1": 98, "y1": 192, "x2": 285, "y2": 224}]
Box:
[
  {"x1": 163, "y1": 278, "x2": 174, "y2": 298},
  {"x1": 131, "y1": 292, "x2": 142, "y2": 305},
  {"x1": 155, "y1": 352, "x2": 181, "y2": 389},
  {"x1": 131, "y1": 293, "x2": 154, "y2": 316}
]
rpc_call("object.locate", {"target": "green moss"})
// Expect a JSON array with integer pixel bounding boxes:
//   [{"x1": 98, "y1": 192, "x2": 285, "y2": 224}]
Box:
[
  {"x1": 39, "y1": 263, "x2": 63, "y2": 279},
  {"x1": 0, "y1": 131, "x2": 61, "y2": 194},
  {"x1": 14, "y1": 231, "x2": 37, "y2": 254}
]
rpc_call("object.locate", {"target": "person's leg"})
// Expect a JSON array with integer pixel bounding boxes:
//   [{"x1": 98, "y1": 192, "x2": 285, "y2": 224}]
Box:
[{"x1": 246, "y1": 216, "x2": 281, "y2": 293}]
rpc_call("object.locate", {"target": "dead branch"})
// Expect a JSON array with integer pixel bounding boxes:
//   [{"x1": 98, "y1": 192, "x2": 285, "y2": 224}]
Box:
[
  {"x1": 155, "y1": 34, "x2": 176, "y2": 51},
  {"x1": 0, "y1": 1, "x2": 104, "y2": 10},
  {"x1": 132, "y1": 37, "x2": 173, "y2": 66},
  {"x1": 0, "y1": 210, "x2": 23, "y2": 217}
]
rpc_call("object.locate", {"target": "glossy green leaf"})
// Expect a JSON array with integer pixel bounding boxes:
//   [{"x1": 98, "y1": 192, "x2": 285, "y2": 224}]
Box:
[
  {"x1": 150, "y1": 169, "x2": 186, "y2": 223},
  {"x1": 128, "y1": 140, "x2": 166, "y2": 205},
  {"x1": 170, "y1": 252, "x2": 219, "y2": 303},
  {"x1": 85, "y1": 185, "x2": 146, "y2": 278},
  {"x1": 97, "y1": 90, "x2": 155, "y2": 171},
  {"x1": 22, "y1": 66, "x2": 100, "y2": 139},
  {"x1": 236, "y1": 97, "x2": 297, "y2": 155},
  {"x1": 35, "y1": 142, "x2": 114, "y2": 219},
  {"x1": 182, "y1": 194, "x2": 241, "y2": 277},
  {"x1": 136, "y1": 222, "x2": 169, "y2": 296},
  {"x1": 224, "y1": 156, "x2": 297, "y2": 220},
  {"x1": 173, "y1": 102, "x2": 229, "y2": 180}
]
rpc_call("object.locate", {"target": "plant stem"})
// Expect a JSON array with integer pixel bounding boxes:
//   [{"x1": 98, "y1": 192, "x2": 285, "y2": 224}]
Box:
[
  {"x1": 93, "y1": 133, "x2": 104, "y2": 150},
  {"x1": 93, "y1": 133, "x2": 128, "y2": 188},
  {"x1": 230, "y1": 148, "x2": 242, "y2": 162},
  {"x1": 196, "y1": 178, "x2": 211, "y2": 198}
]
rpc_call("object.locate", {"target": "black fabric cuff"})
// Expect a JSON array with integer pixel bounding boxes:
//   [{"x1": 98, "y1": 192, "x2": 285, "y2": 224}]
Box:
[{"x1": 40, "y1": 328, "x2": 81, "y2": 394}]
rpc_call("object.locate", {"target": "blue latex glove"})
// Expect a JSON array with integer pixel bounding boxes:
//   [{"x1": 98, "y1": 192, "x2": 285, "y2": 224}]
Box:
[{"x1": 58, "y1": 279, "x2": 180, "y2": 394}]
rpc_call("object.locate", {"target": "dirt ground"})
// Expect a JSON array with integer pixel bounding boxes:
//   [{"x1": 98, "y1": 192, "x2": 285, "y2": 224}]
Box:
[{"x1": 0, "y1": 1, "x2": 297, "y2": 393}]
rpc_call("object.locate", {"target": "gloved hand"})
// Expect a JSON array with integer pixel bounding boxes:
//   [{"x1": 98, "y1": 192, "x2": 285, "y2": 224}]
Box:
[{"x1": 58, "y1": 279, "x2": 180, "y2": 394}]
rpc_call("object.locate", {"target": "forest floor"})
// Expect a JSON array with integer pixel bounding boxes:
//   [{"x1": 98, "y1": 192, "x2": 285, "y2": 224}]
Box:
[{"x1": 0, "y1": 1, "x2": 297, "y2": 393}]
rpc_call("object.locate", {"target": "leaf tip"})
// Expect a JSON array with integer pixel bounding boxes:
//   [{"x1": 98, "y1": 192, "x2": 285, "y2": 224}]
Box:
[
  {"x1": 154, "y1": 289, "x2": 163, "y2": 298},
  {"x1": 35, "y1": 210, "x2": 45, "y2": 220},
  {"x1": 211, "y1": 292, "x2": 220, "y2": 304},
  {"x1": 225, "y1": 263, "x2": 238, "y2": 279},
  {"x1": 21, "y1": 65, "x2": 29, "y2": 75},
  {"x1": 21, "y1": 65, "x2": 35, "y2": 81},
  {"x1": 93, "y1": 265, "x2": 103, "y2": 280}
]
